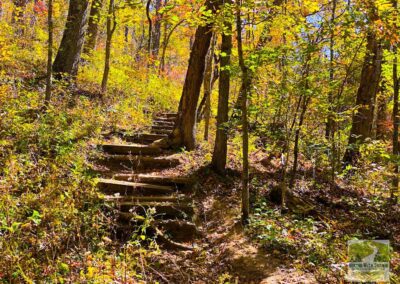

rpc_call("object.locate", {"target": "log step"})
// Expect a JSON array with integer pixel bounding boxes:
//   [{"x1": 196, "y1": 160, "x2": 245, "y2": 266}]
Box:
[
  {"x1": 153, "y1": 120, "x2": 175, "y2": 126},
  {"x1": 99, "y1": 143, "x2": 162, "y2": 155},
  {"x1": 97, "y1": 155, "x2": 180, "y2": 171},
  {"x1": 113, "y1": 174, "x2": 194, "y2": 187},
  {"x1": 109, "y1": 201, "x2": 194, "y2": 218},
  {"x1": 98, "y1": 178, "x2": 174, "y2": 194},
  {"x1": 122, "y1": 133, "x2": 168, "y2": 144},
  {"x1": 152, "y1": 125, "x2": 174, "y2": 130},
  {"x1": 103, "y1": 194, "x2": 187, "y2": 203},
  {"x1": 156, "y1": 113, "x2": 178, "y2": 119},
  {"x1": 153, "y1": 117, "x2": 177, "y2": 123},
  {"x1": 151, "y1": 129, "x2": 172, "y2": 135}
]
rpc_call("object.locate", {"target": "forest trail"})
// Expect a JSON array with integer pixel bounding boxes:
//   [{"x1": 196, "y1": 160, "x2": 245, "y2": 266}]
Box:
[
  {"x1": 95, "y1": 113, "x2": 199, "y2": 249},
  {"x1": 94, "y1": 113, "x2": 318, "y2": 282}
]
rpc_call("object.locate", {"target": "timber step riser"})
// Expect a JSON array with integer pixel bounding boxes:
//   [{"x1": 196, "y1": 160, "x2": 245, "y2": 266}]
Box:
[
  {"x1": 98, "y1": 156, "x2": 180, "y2": 171},
  {"x1": 100, "y1": 144, "x2": 162, "y2": 155}
]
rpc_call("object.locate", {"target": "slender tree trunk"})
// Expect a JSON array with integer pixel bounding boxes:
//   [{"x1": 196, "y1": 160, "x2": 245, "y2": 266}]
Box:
[
  {"x1": 236, "y1": 4, "x2": 250, "y2": 223},
  {"x1": 203, "y1": 34, "x2": 216, "y2": 141},
  {"x1": 44, "y1": 0, "x2": 53, "y2": 107},
  {"x1": 84, "y1": 0, "x2": 103, "y2": 54},
  {"x1": 325, "y1": 0, "x2": 336, "y2": 139},
  {"x1": 212, "y1": 7, "x2": 232, "y2": 173},
  {"x1": 146, "y1": 0, "x2": 152, "y2": 55},
  {"x1": 290, "y1": 95, "x2": 311, "y2": 188},
  {"x1": 392, "y1": 0, "x2": 399, "y2": 202},
  {"x1": 159, "y1": 20, "x2": 184, "y2": 72},
  {"x1": 169, "y1": 0, "x2": 221, "y2": 150},
  {"x1": 343, "y1": 30, "x2": 383, "y2": 165},
  {"x1": 53, "y1": 0, "x2": 89, "y2": 77},
  {"x1": 101, "y1": 0, "x2": 116, "y2": 94}
]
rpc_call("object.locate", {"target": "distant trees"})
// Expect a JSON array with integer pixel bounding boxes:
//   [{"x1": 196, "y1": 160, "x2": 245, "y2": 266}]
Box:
[{"x1": 53, "y1": 0, "x2": 90, "y2": 77}]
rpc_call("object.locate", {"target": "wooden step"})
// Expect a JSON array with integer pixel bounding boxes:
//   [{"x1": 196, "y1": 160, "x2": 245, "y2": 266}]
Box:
[
  {"x1": 109, "y1": 201, "x2": 194, "y2": 218},
  {"x1": 156, "y1": 113, "x2": 178, "y2": 119},
  {"x1": 113, "y1": 174, "x2": 194, "y2": 187},
  {"x1": 103, "y1": 194, "x2": 187, "y2": 203},
  {"x1": 153, "y1": 120, "x2": 175, "y2": 126},
  {"x1": 153, "y1": 117, "x2": 177, "y2": 123},
  {"x1": 151, "y1": 129, "x2": 172, "y2": 135},
  {"x1": 152, "y1": 125, "x2": 174, "y2": 131},
  {"x1": 99, "y1": 143, "x2": 162, "y2": 155},
  {"x1": 97, "y1": 178, "x2": 174, "y2": 194},
  {"x1": 122, "y1": 133, "x2": 168, "y2": 144},
  {"x1": 97, "y1": 155, "x2": 180, "y2": 171}
]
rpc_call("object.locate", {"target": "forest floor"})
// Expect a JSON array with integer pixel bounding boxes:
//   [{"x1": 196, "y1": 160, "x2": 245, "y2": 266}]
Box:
[{"x1": 135, "y1": 143, "x2": 400, "y2": 283}]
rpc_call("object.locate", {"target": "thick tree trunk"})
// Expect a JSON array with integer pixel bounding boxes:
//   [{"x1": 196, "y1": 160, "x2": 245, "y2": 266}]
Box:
[
  {"x1": 84, "y1": 0, "x2": 103, "y2": 54},
  {"x1": 169, "y1": 0, "x2": 221, "y2": 150},
  {"x1": 343, "y1": 31, "x2": 383, "y2": 165},
  {"x1": 212, "y1": 12, "x2": 232, "y2": 174},
  {"x1": 101, "y1": 0, "x2": 116, "y2": 94},
  {"x1": 53, "y1": 0, "x2": 89, "y2": 77},
  {"x1": 44, "y1": 0, "x2": 53, "y2": 107}
]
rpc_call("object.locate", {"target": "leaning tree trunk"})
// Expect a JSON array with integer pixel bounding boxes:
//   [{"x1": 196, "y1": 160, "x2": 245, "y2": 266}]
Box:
[
  {"x1": 212, "y1": 8, "x2": 232, "y2": 174},
  {"x1": 343, "y1": 31, "x2": 383, "y2": 165},
  {"x1": 169, "y1": 0, "x2": 221, "y2": 150},
  {"x1": 84, "y1": 0, "x2": 103, "y2": 54},
  {"x1": 53, "y1": 0, "x2": 89, "y2": 77}
]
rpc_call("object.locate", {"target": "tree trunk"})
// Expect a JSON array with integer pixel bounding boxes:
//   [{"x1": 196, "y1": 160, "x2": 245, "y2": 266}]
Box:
[
  {"x1": 84, "y1": 0, "x2": 103, "y2": 54},
  {"x1": 236, "y1": 4, "x2": 250, "y2": 223},
  {"x1": 325, "y1": 0, "x2": 336, "y2": 139},
  {"x1": 212, "y1": 9, "x2": 232, "y2": 174},
  {"x1": 343, "y1": 31, "x2": 383, "y2": 165},
  {"x1": 44, "y1": 0, "x2": 53, "y2": 107},
  {"x1": 151, "y1": 0, "x2": 162, "y2": 58},
  {"x1": 203, "y1": 34, "x2": 216, "y2": 141},
  {"x1": 146, "y1": 0, "x2": 152, "y2": 55},
  {"x1": 53, "y1": 0, "x2": 89, "y2": 77},
  {"x1": 159, "y1": 19, "x2": 184, "y2": 72},
  {"x1": 392, "y1": 0, "x2": 399, "y2": 203},
  {"x1": 169, "y1": 0, "x2": 221, "y2": 150},
  {"x1": 101, "y1": 0, "x2": 116, "y2": 94}
]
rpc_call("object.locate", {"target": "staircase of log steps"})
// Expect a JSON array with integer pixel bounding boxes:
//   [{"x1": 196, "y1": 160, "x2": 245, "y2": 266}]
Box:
[{"x1": 96, "y1": 112, "x2": 198, "y2": 249}]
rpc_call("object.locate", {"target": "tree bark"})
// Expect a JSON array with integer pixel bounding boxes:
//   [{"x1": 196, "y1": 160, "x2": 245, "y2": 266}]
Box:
[
  {"x1": 101, "y1": 0, "x2": 116, "y2": 94},
  {"x1": 146, "y1": 0, "x2": 152, "y2": 55},
  {"x1": 236, "y1": 4, "x2": 250, "y2": 223},
  {"x1": 212, "y1": 7, "x2": 232, "y2": 173},
  {"x1": 169, "y1": 0, "x2": 221, "y2": 150},
  {"x1": 343, "y1": 30, "x2": 383, "y2": 165},
  {"x1": 84, "y1": 0, "x2": 103, "y2": 54},
  {"x1": 151, "y1": 0, "x2": 162, "y2": 58},
  {"x1": 203, "y1": 34, "x2": 216, "y2": 141},
  {"x1": 53, "y1": 0, "x2": 89, "y2": 77},
  {"x1": 392, "y1": 0, "x2": 399, "y2": 203},
  {"x1": 325, "y1": 0, "x2": 336, "y2": 139},
  {"x1": 44, "y1": 0, "x2": 53, "y2": 107}
]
